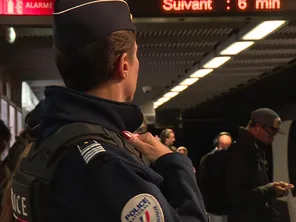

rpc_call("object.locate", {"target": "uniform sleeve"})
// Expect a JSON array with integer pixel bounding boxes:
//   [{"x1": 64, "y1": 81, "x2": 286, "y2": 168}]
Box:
[
  {"x1": 88, "y1": 152, "x2": 208, "y2": 222},
  {"x1": 224, "y1": 149, "x2": 277, "y2": 208}
]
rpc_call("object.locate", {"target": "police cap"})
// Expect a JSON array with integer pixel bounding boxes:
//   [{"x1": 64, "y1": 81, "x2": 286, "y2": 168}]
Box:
[{"x1": 53, "y1": 0, "x2": 136, "y2": 53}]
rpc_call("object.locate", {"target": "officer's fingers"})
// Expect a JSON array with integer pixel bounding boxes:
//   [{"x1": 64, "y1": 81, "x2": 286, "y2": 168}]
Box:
[
  {"x1": 137, "y1": 132, "x2": 159, "y2": 145},
  {"x1": 122, "y1": 131, "x2": 173, "y2": 162},
  {"x1": 278, "y1": 181, "x2": 294, "y2": 189},
  {"x1": 274, "y1": 185, "x2": 286, "y2": 191},
  {"x1": 122, "y1": 131, "x2": 152, "y2": 152}
]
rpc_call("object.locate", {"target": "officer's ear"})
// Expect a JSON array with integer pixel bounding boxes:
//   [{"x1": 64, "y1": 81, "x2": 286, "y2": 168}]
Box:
[{"x1": 116, "y1": 53, "x2": 129, "y2": 80}]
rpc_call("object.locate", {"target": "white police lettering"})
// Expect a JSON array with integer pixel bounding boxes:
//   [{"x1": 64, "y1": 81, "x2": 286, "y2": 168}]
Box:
[
  {"x1": 11, "y1": 188, "x2": 28, "y2": 217},
  {"x1": 121, "y1": 193, "x2": 164, "y2": 222}
]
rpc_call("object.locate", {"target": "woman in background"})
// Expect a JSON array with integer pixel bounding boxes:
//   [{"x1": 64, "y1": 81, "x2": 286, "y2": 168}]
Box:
[
  {"x1": 177, "y1": 146, "x2": 188, "y2": 156},
  {"x1": 0, "y1": 102, "x2": 42, "y2": 222}
]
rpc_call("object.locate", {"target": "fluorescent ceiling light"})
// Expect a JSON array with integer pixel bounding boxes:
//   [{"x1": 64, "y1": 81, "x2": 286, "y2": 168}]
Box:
[
  {"x1": 156, "y1": 97, "x2": 170, "y2": 104},
  {"x1": 154, "y1": 102, "x2": 161, "y2": 109},
  {"x1": 171, "y1": 85, "x2": 188, "y2": 92},
  {"x1": 203, "y1": 56, "x2": 231, "y2": 68},
  {"x1": 163, "y1": 92, "x2": 179, "y2": 98},
  {"x1": 180, "y1": 78, "x2": 199, "y2": 86},
  {"x1": 190, "y1": 69, "x2": 213, "y2": 78},
  {"x1": 220, "y1": 41, "x2": 254, "y2": 55},
  {"x1": 242, "y1": 20, "x2": 286, "y2": 40}
]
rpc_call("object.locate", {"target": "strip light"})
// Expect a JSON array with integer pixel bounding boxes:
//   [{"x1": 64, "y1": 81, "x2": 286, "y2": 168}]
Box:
[
  {"x1": 163, "y1": 92, "x2": 179, "y2": 98},
  {"x1": 171, "y1": 85, "x2": 188, "y2": 92},
  {"x1": 203, "y1": 56, "x2": 231, "y2": 68},
  {"x1": 242, "y1": 20, "x2": 286, "y2": 40},
  {"x1": 190, "y1": 69, "x2": 213, "y2": 78},
  {"x1": 180, "y1": 78, "x2": 199, "y2": 85},
  {"x1": 220, "y1": 41, "x2": 254, "y2": 55},
  {"x1": 154, "y1": 20, "x2": 287, "y2": 109}
]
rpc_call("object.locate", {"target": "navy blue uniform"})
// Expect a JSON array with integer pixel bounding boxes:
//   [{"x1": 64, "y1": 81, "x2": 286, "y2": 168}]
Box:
[{"x1": 38, "y1": 86, "x2": 208, "y2": 222}]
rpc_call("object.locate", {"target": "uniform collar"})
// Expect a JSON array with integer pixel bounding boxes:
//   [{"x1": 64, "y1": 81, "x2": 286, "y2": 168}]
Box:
[{"x1": 42, "y1": 86, "x2": 143, "y2": 133}]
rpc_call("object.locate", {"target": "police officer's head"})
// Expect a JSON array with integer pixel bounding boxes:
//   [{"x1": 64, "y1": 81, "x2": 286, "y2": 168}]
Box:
[
  {"x1": 53, "y1": 0, "x2": 138, "y2": 102},
  {"x1": 247, "y1": 108, "x2": 282, "y2": 144}
]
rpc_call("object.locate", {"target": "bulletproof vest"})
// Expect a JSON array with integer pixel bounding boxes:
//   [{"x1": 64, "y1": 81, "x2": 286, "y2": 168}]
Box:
[{"x1": 11, "y1": 122, "x2": 149, "y2": 222}]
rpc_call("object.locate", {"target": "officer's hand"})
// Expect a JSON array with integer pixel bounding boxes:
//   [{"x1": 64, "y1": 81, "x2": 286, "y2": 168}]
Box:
[
  {"x1": 268, "y1": 181, "x2": 294, "y2": 197},
  {"x1": 122, "y1": 131, "x2": 172, "y2": 162}
]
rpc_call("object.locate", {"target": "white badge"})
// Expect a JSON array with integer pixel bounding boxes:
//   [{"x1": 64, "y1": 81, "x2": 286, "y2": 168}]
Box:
[{"x1": 121, "y1": 193, "x2": 165, "y2": 222}]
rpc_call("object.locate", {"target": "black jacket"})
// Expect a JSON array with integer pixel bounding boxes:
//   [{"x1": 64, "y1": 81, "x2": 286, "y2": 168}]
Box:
[
  {"x1": 199, "y1": 148, "x2": 228, "y2": 215},
  {"x1": 34, "y1": 86, "x2": 207, "y2": 222},
  {"x1": 225, "y1": 127, "x2": 278, "y2": 222}
]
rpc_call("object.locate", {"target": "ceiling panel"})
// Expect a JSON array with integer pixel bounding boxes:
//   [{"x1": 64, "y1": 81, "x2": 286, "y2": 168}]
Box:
[
  {"x1": 5, "y1": 19, "x2": 296, "y2": 110},
  {"x1": 160, "y1": 20, "x2": 296, "y2": 109}
]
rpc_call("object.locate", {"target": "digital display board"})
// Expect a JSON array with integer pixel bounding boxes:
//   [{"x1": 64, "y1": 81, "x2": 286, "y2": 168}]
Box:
[
  {"x1": 0, "y1": 0, "x2": 295, "y2": 17},
  {"x1": 127, "y1": 0, "x2": 296, "y2": 17},
  {"x1": 2, "y1": 0, "x2": 53, "y2": 15}
]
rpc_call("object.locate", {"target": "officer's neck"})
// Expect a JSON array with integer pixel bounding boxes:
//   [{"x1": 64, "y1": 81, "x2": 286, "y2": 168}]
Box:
[{"x1": 87, "y1": 83, "x2": 129, "y2": 103}]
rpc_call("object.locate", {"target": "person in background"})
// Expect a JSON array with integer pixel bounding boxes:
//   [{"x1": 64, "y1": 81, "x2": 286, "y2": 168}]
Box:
[
  {"x1": 0, "y1": 120, "x2": 10, "y2": 214},
  {"x1": 225, "y1": 108, "x2": 294, "y2": 222},
  {"x1": 213, "y1": 132, "x2": 233, "y2": 150},
  {"x1": 160, "y1": 128, "x2": 177, "y2": 152},
  {"x1": 198, "y1": 132, "x2": 233, "y2": 222},
  {"x1": 5, "y1": 102, "x2": 42, "y2": 175},
  {"x1": 0, "y1": 102, "x2": 42, "y2": 222},
  {"x1": 177, "y1": 146, "x2": 188, "y2": 155}
]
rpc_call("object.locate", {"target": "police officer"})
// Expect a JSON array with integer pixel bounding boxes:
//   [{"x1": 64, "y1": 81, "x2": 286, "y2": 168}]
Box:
[{"x1": 11, "y1": 0, "x2": 207, "y2": 221}]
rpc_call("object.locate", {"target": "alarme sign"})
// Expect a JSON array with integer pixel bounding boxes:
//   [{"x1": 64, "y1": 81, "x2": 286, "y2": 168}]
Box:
[{"x1": 2, "y1": 0, "x2": 54, "y2": 15}]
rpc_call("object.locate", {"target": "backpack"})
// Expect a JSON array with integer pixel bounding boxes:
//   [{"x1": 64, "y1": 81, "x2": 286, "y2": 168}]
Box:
[
  {"x1": 11, "y1": 122, "x2": 149, "y2": 222},
  {"x1": 198, "y1": 148, "x2": 228, "y2": 215}
]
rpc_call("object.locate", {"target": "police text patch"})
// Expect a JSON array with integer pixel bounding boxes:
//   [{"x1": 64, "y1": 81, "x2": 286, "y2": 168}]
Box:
[
  {"x1": 77, "y1": 140, "x2": 106, "y2": 164},
  {"x1": 121, "y1": 193, "x2": 164, "y2": 222}
]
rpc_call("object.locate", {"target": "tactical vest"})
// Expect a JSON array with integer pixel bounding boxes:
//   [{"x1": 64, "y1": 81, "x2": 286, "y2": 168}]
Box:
[{"x1": 11, "y1": 122, "x2": 149, "y2": 222}]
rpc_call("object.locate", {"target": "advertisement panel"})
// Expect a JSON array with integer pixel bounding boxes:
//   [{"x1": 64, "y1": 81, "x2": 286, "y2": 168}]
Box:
[{"x1": 2, "y1": 0, "x2": 53, "y2": 15}]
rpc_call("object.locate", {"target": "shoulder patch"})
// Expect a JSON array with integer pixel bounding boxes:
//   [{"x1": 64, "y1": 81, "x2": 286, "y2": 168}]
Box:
[
  {"x1": 121, "y1": 193, "x2": 164, "y2": 222},
  {"x1": 77, "y1": 140, "x2": 106, "y2": 164}
]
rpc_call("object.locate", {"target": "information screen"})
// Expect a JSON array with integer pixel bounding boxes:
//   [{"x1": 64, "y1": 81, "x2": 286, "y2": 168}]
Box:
[{"x1": 128, "y1": 0, "x2": 296, "y2": 17}]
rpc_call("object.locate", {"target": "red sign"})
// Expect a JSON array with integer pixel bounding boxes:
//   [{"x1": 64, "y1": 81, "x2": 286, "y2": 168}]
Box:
[
  {"x1": 0, "y1": 0, "x2": 3, "y2": 14},
  {"x1": 2, "y1": 0, "x2": 53, "y2": 15}
]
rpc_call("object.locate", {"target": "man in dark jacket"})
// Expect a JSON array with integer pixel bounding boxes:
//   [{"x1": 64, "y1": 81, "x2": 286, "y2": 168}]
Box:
[
  {"x1": 225, "y1": 108, "x2": 294, "y2": 222},
  {"x1": 198, "y1": 132, "x2": 233, "y2": 222}
]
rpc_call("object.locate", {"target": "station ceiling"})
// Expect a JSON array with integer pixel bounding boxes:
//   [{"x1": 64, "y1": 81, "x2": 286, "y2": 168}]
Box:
[{"x1": 3, "y1": 16, "x2": 296, "y2": 112}]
